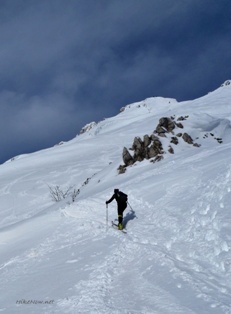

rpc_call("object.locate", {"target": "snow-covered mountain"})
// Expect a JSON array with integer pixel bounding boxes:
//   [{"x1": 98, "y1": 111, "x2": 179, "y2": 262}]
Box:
[{"x1": 0, "y1": 81, "x2": 231, "y2": 314}]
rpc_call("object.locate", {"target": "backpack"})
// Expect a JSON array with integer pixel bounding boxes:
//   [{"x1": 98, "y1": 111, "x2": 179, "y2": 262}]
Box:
[{"x1": 118, "y1": 191, "x2": 128, "y2": 203}]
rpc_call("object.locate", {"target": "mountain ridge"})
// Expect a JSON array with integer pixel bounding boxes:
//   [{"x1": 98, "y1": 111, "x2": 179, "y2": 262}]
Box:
[{"x1": 0, "y1": 81, "x2": 231, "y2": 313}]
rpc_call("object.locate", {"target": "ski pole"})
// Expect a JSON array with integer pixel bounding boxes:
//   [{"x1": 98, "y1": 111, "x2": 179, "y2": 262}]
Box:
[
  {"x1": 127, "y1": 201, "x2": 137, "y2": 218},
  {"x1": 127, "y1": 201, "x2": 133, "y2": 211},
  {"x1": 106, "y1": 204, "x2": 108, "y2": 231}
]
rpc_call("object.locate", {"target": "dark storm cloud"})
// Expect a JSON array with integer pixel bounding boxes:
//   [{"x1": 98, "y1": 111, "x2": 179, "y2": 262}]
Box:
[{"x1": 0, "y1": 0, "x2": 231, "y2": 163}]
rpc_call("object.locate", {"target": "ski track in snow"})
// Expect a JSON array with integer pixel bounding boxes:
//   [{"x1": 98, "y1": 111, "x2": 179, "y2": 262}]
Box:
[
  {"x1": 55, "y1": 212, "x2": 193, "y2": 314},
  {"x1": 55, "y1": 172, "x2": 231, "y2": 314},
  {"x1": 1, "y1": 159, "x2": 231, "y2": 314},
  {"x1": 1, "y1": 86, "x2": 231, "y2": 313}
]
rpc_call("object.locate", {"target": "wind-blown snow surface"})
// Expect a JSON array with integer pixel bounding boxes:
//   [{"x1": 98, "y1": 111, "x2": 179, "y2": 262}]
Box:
[{"x1": 1, "y1": 82, "x2": 231, "y2": 314}]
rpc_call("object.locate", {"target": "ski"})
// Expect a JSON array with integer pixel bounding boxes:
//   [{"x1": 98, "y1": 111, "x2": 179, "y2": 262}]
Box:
[{"x1": 111, "y1": 221, "x2": 127, "y2": 234}]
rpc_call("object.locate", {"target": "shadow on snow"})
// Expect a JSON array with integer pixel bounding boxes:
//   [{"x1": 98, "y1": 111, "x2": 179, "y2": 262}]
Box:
[{"x1": 123, "y1": 208, "x2": 137, "y2": 228}]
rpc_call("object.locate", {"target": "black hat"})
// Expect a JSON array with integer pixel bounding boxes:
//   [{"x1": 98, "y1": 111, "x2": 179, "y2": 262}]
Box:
[{"x1": 114, "y1": 188, "x2": 119, "y2": 193}]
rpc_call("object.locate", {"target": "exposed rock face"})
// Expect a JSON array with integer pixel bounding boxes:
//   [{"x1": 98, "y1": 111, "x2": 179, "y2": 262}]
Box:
[
  {"x1": 122, "y1": 147, "x2": 134, "y2": 166},
  {"x1": 118, "y1": 114, "x2": 203, "y2": 174},
  {"x1": 147, "y1": 136, "x2": 163, "y2": 158},
  {"x1": 168, "y1": 146, "x2": 174, "y2": 154},
  {"x1": 117, "y1": 165, "x2": 126, "y2": 174},
  {"x1": 132, "y1": 137, "x2": 145, "y2": 161},
  {"x1": 182, "y1": 133, "x2": 193, "y2": 144},
  {"x1": 122, "y1": 134, "x2": 164, "y2": 166},
  {"x1": 175, "y1": 122, "x2": 184, "y2": 129},
  {"x1": 150, "y1": 134, "x2": 161, "y2": 143},
  {"x1": 170, "y1": 137, "x2": 179, "y2": 145},
  {"x1": 177, "y1": 115, "x2": 189, "y2": 121},
  {"x1": 155, "y1": 117, "x2": 175, "y2": 136},
  {"x1": 143, "y1": 134, "x2": 151, "y2": 147}
]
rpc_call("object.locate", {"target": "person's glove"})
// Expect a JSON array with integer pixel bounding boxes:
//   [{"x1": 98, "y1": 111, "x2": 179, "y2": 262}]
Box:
[{"x1": 106, "y1": 201, "x2": 108, "y2": 204}]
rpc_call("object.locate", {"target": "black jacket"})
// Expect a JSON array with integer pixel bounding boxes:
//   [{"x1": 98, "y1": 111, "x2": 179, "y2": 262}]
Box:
[{"x1": 107, "y1": 192, "x2": 126, "y2": 205}]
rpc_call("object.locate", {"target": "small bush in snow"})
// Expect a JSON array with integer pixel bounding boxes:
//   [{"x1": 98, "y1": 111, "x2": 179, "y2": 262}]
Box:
[{"x1": 48, "y1": 185, "x2": 73, "y2": 202}]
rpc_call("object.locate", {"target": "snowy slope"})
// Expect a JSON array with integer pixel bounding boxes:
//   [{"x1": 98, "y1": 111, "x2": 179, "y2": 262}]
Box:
[{"x1": 0, "y1": 81, "x2": 231, "y2": 314}]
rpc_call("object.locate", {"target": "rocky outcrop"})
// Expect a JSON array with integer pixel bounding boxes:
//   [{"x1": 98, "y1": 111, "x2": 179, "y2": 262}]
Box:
[
  {"x1": 117, "y1": 114, "x2": 225, "y2": 174},
  {"x1": 154, "y1": 117, "x2": 175, "y2": 137},
  {"x1": 131, "y1": 135, "x2": 164, "y2": 161},
  {"x1": 118, "y1": 130, "x2": 166, "y2": 174},
  {"x1": 118, "y1": 115, "x2": 202, "y2": 174}
]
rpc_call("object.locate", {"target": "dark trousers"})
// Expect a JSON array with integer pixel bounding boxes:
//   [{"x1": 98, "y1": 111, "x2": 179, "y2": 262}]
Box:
[{"x1": 118, "y1": 203, "x2": 127, "y2": 224}]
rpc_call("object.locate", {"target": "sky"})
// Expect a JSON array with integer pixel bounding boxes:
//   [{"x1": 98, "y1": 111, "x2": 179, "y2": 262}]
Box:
[{"x1": 0, "y1": 0, "x2": 231, "y2": 164}]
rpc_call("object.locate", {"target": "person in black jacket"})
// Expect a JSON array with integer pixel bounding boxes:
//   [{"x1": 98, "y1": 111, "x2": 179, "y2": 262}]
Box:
[{"x1": 106, "y1": 189, "x2": 127, "y2": 230}]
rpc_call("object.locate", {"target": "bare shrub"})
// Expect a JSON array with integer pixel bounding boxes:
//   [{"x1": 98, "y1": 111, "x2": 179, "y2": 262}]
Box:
[{"x1": 48, "y1": 185, "x2": 73, "y2": 202}]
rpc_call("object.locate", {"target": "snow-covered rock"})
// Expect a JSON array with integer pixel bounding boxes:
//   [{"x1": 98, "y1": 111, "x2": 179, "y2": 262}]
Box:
[
  {"x1": 79, "y1": 121, "x2": 97, "y2": 134},
  {"x1": 221, "y1": 79, "x2": 231, "y2": 87}
]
